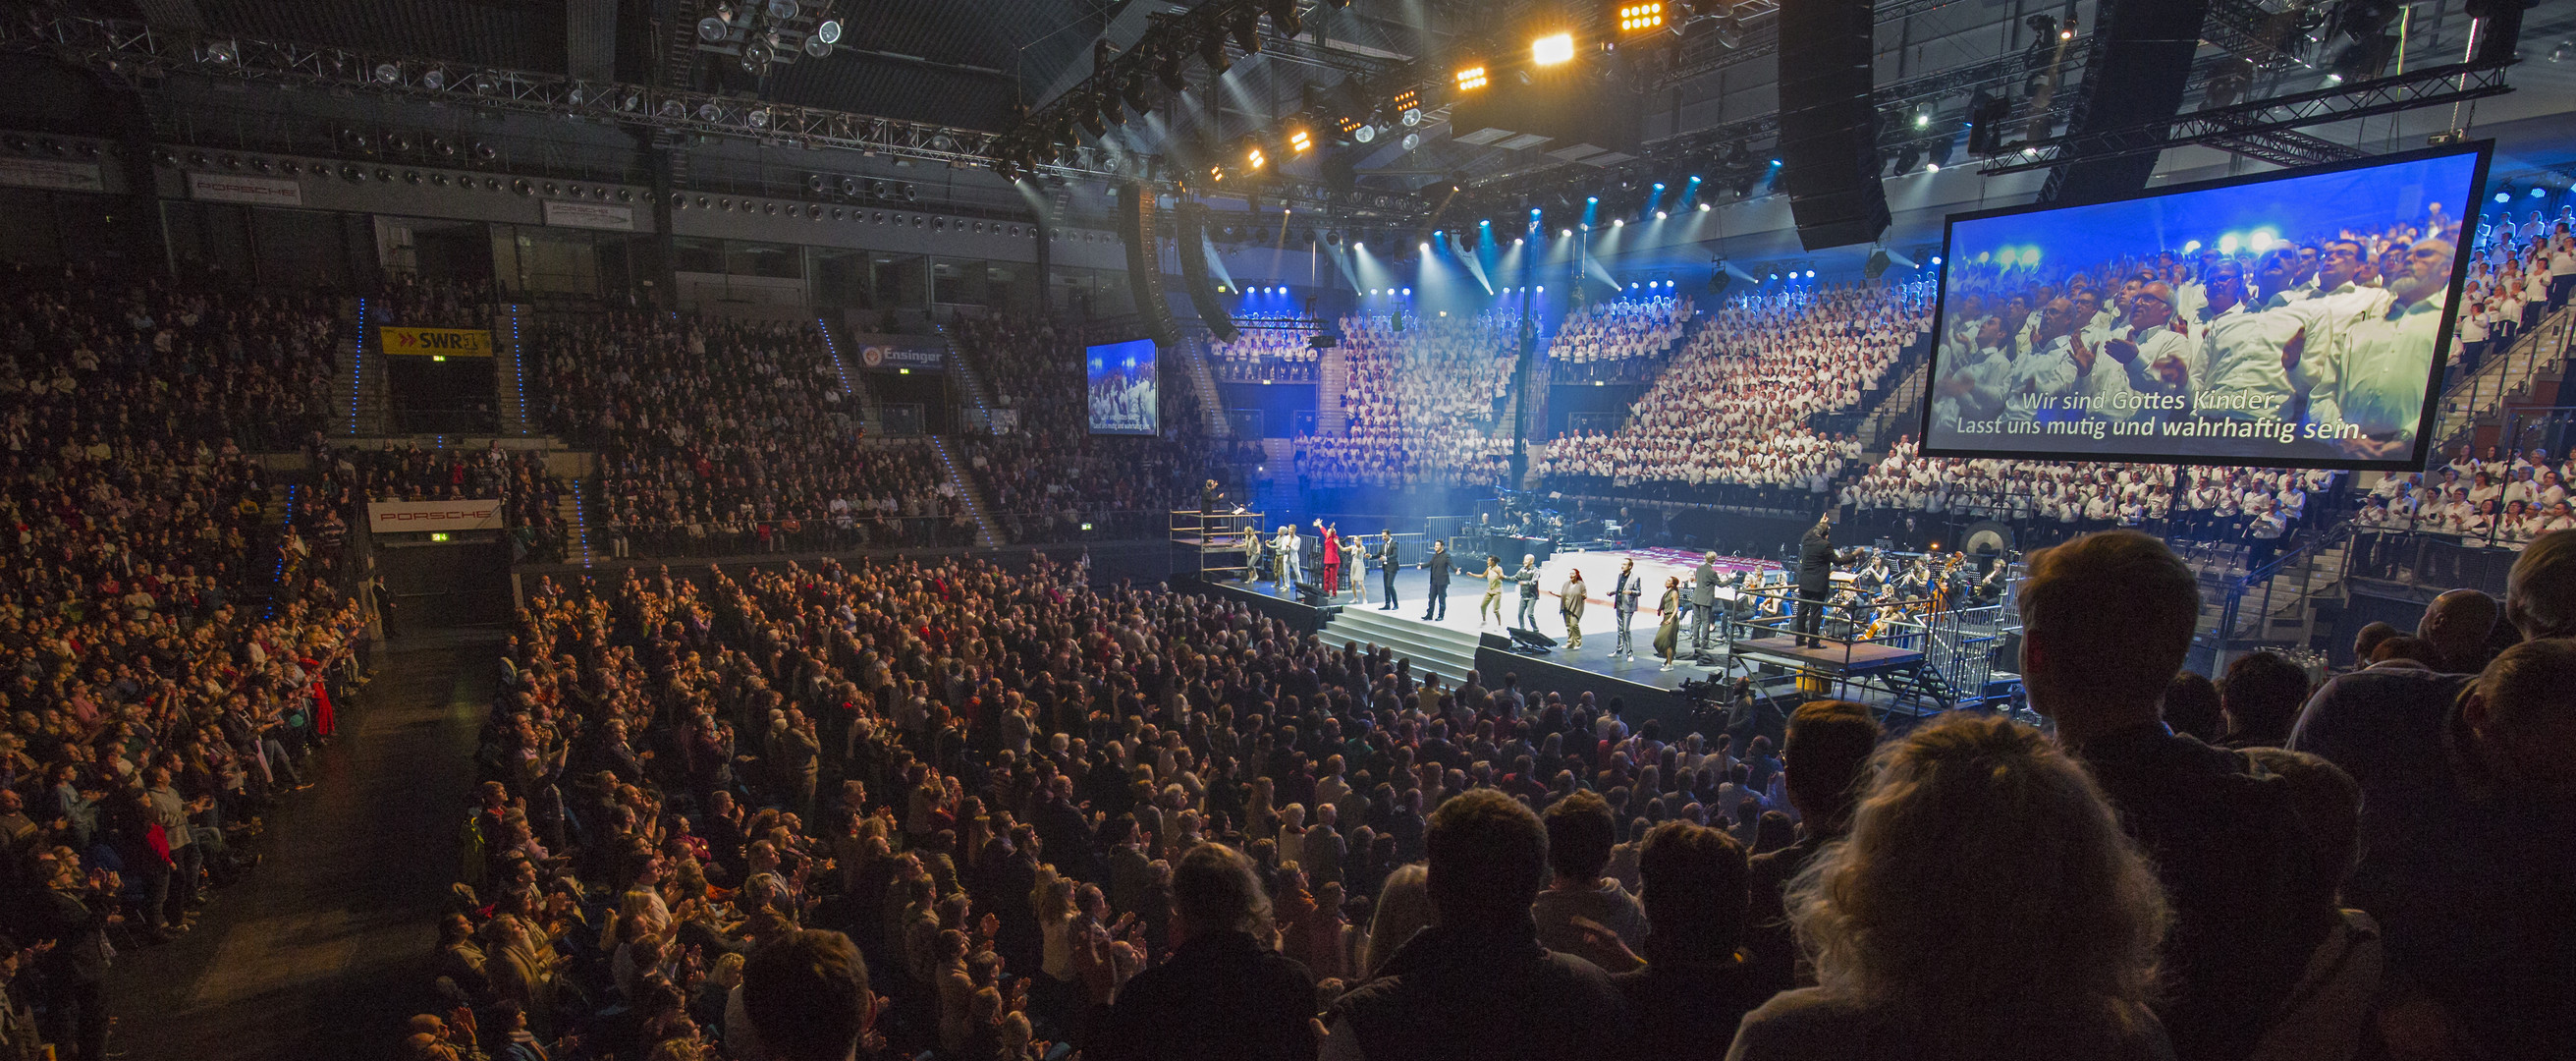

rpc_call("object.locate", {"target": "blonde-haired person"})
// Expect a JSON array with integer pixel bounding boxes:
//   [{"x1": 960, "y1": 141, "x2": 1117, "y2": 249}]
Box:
[{"x1": 1726, "y1": 712, "x2": 2172, "y2": 1061}]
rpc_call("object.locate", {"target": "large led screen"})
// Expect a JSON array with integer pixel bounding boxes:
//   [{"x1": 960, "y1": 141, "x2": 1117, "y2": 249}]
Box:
[
  {"x1": 1920, "y1": 143, "x2": 2489, "y2": 469},
  {"x1": 1086, "y1": 338, "x2": 1160, "y2": 436}
]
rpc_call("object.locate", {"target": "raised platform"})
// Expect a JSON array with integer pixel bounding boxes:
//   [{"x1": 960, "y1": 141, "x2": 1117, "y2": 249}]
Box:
[{"x1": 1728, "y1": 636, "x2": 1925, "y2": 678}]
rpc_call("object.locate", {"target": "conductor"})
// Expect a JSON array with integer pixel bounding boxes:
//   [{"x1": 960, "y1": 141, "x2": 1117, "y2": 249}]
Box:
[{"x1": 1793, "y1": 515, "x2": 1864, "y2": 648}]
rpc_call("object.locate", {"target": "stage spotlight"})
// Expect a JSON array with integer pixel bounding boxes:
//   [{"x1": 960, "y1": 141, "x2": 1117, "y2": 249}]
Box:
[
  {"x1": 1198, "y1": 33, "x2": 1233, "y2": 74},
  {"x1": 1263, "y1": 0, "x2": 1302, "y2": 37},
  {"x1": 2534, "y1": 187, "x2": 2551, "y2": 198},
  {"x1": 1246, "y1": 145, "x2": 1267, "y2": 169},
  {"x1": 1155, "y1": 47, "x2": 1188, "y2": 91},
  {"x1": 1617, "y1": 3, "x2": 1665, "y2": 33},
  {"x1": 1656, "y1": 210, "x2": 1667, "y2": 219},
  {"x1": 1455, "y1": 65, "x2": 1489, "y2": 91},
  {"x1": 1120, "y1": 74, "x2": 1153, "y2": 116},
  {"x1": 1288, "y1": 129, "x2": 1312, "y2": 153},
  {"x1": 1230, "y1": 11, "x2": 1264, "y2": 55},
  {"x1": 1532, "y1": 32, "x2": 1575, "y2": 66}
]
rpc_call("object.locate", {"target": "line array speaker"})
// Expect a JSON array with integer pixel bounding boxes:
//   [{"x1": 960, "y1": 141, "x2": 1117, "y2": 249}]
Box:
[
  {"x1": 1776, "y1": 0, "x2": 1889, "y2": 251},
  {"x1": 1115, "y1": 181, "x2": 1179, "y2": 348},
  {"x1": 2038, "y1": 0, "x2": 2214, "y2": 206}
]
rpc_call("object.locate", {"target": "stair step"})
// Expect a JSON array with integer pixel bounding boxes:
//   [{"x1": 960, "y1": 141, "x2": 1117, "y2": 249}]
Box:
[
  {"x1": 929, "y1": 436, "x2": 1004, "y2": 549},
  {"x1": 1318, "y1": 606, "x2": 1484, "y2": 683}
]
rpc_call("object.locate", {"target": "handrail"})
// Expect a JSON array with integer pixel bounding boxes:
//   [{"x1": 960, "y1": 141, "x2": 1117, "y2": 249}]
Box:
[{"x1": 2436, "y1": 302, "x2": 2576, "y2": 454}]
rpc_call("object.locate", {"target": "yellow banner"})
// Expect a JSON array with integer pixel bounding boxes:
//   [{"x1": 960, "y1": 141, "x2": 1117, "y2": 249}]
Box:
[{"x1": 380, "y1": 326, "x2": 495, "y2": 358}]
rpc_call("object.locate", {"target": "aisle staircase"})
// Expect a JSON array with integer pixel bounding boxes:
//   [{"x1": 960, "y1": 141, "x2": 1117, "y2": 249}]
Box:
[
  {"x1": 340, "y1": 297, "x2": 390, "y2": 436},
  {"x1": 1253, "y1": 438, "x2": 1297, "y2": 524},
  {"x1": 494, "y1": 304, "x2": 535, "y2": 436},
  {"x1": 942, "y1": 324, "x2": 1001, "y2": 430},
  {"x1": 928, "y1": 436, "x2": 1005, "y2": 548},
  {"x1": 1170, "y1": 335, "x2": 1232, "y2": 437},
  {"x1": 557, "y1": 485, "x2": 596, "y2": 566},
  {"x1": 2435, "y1": 303, "x2": 2573, "y2": 455},
  {"x1": 1319, "y1": 604, "x2": 1483, "y2": 685},
  {"x1": 1318, "y1": 348, "x2": 1348, "y2": 434}
]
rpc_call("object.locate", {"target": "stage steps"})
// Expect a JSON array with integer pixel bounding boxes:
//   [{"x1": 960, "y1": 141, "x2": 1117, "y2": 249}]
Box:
[
  {"x1": 1319, "y1": 603, "x2": 1483, "y2": 686},
  {"x1": 929, "y1": 436, "x2": 1005, "y2": 548}
]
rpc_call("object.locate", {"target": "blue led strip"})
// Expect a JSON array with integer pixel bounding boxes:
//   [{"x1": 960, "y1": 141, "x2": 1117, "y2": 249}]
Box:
[{"x1": 350, "y1": 298, "x2": 366, "y2": 433}]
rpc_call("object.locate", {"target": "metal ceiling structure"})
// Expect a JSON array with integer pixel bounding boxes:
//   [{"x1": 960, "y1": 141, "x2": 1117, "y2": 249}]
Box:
[{"x1": 9, "y1": 0, "x2": 2564, "y2": 249}]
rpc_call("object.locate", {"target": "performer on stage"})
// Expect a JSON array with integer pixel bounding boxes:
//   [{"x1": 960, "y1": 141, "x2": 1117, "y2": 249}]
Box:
[
  {"x1": 1558, "y1": 569, "x2": 1587, "y2": 649},
  {"x1": 1317, "y1": 521, "x2": 1342, "y2": 601},
  {"x1": 1377, "y1": 530, "x2": 1400, "y2": 611},
  {"x1": 1514, "y1": 553, "x2": 1543, "y2": 630},
  {"x1": 1200, "y1": 477, "x2": 1225, "y2": 516},
  {"x1": 1611, "y1": 558, "x2": 1642, "y2": 660},
  {"x1": 1794, "y1": 515, "x2": 1866, "y2": 648},
  {"x1": 1278, "y1": 524, "x2": 1302, "y2": 587},
  {"x1": 1478, "y1": 555, "x2": 1507, "y2": 628},
  {"x1": 1691, "y1": 552, "x2": 1721, "y2": 653},
  {"x1": 1655, "y1": 576, "x2": 1683, "y2": 670},
  {"x1": 1344, "y1": 532, "x2": 1368, "y2": 605},
  {"x1": 1421, "y1": 540, "x2": 1453, "y2": 621}
]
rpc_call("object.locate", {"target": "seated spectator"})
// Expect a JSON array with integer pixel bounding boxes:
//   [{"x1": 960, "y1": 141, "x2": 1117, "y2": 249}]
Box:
[
  {"x1": 2218, "y1": 652, "x2": 2312, "y2": 749},
  {"x1": 1324, "y1": 789, "x2": 1628, "y2": 1060},
  {"x1": 1727, "y1": 713, "x2": 2172, "y2": 1061},
  {"x1": 2162, "y1": 671, "x2": 2225, "y2": 744}
]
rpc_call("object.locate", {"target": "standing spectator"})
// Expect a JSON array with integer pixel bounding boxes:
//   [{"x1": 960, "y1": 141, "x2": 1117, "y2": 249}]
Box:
[
  {"x1": 1080, "y1": 843, "x2": 1317, "y2": 1061},
  {"x1": 1743, "y1": 700, "x2": 1881, "y2": 996},
  {"x1": 1324, "y1": 790, "x2": 1628, "y2": 1060},
  {"x1": 2293, "y1": 533, "x2": 2576, "y2": 1061},
  {"x1": 2018, "y1": 530, "x2": 2318, "y2": 1061},
  {"x1": 1726, "y1": 713, "x2": 2173, "y2": 1061},
  {"x1": 740, "y1": 929, "x2": 876, "y2": 1061},
  {"x1": 1530, "y1": 790, "x2": 1646, "y2": 973},
  {"x1": 1613, "y1": 822, "x2": 1770, "y2": 1057}
]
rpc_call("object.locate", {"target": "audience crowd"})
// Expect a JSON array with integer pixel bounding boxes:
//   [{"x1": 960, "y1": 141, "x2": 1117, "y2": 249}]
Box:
[
  {"x1": 396, "y1": 520, "x2": 2573, "y2": 1061},
  {"x1": 0, "y1": 265, "x2": 376, "y2": 1061},
  {"x1": 534, "y1": 312, "x2": 975, "y2": 556},
  {"x1": 956, "y1": 315, "x2": 1216, "y2": 543}
]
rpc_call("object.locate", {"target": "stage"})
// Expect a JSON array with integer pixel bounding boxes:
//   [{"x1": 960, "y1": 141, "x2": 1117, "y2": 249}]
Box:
[{"x1": 1187, "y1": 542, "x2": 2012, "y2": 737}]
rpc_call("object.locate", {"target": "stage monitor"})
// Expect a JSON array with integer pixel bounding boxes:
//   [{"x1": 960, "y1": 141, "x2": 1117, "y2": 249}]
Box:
[
  {"x1": 1086, "y1": 338, "x2": 1160, "y2": 436},
  {"x1": 1920, "y1": 142, "x2": 2490, "y2": 470}
]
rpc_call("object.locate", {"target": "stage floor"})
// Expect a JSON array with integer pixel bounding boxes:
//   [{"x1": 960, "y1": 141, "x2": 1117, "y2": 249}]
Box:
[{"x1": 1220, "y1": 546, "x2": 1794, "y2": 686}]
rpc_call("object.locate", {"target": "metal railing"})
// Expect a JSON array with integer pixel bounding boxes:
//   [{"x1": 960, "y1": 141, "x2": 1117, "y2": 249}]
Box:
[{"x1": 2436, "y1": 302, "x2": 2576, "y2": 453}]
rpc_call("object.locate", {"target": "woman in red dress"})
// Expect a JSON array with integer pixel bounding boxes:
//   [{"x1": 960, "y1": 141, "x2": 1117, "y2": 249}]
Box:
[{"x1": 1318, "y1": 521, "x2": 1342, "y2": 599}]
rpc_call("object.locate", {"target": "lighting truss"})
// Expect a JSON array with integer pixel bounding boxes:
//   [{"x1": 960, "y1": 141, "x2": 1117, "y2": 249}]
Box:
[
  {"x1": 1657, "y1": 0, "x2": 1964, "y2": 89},
  {"x1": 1979, "y1": 57, "x2": 2515, "y2": 176},
  {"x1": 1, "y1": 13, "x2": 1148, "y2": 181}
]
